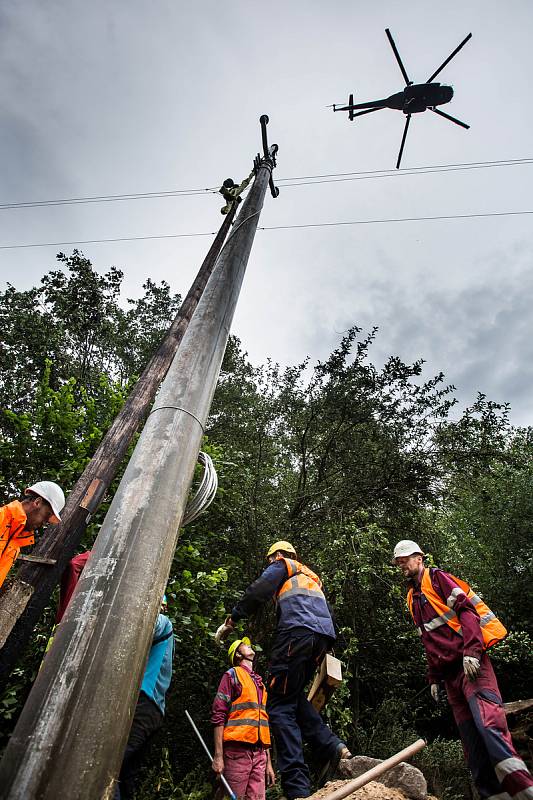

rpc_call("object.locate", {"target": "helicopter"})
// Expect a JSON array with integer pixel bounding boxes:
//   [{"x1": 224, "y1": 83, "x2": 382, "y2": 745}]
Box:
[{"x1": 332, "y1": 29, "x2": 472, "y2": 168}]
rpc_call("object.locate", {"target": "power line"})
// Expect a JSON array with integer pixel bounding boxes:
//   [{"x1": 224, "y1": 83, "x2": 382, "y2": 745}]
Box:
[
  {"x1": 0, "y1": 231, "x2": 217, "y2": 250},
  {"x1": 259, "y1": 210, "x2": 533, "y2": 231},
  {"x1": 0, "y1": 157, "x2": 531, "y2": 211},
  {"x1": 0, "y1": 187, "x2": 219, "y2": 211},
  {"x1": 278, "y1": 159, "x2": 533, "y2": 187},
  {"x1": 277, "y1": 157, "x2": 533, "y2": 182},
  {"x1": 1, "y1": 209, "x2": 532, "y2": 250}
]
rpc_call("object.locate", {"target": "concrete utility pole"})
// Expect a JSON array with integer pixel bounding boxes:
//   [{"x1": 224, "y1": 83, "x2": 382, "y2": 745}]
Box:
[
  {"x1": 0, "y1": 116, "x2": 279, "y2": 800},
  {"x1": 0, "y1": 203, "x2": 237, "y2": 683}
]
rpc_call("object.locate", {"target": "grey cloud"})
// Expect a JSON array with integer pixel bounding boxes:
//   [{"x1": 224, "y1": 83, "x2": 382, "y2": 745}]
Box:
[{"x1": 1, "y1": 1, "x2": 533, "y2": 428}]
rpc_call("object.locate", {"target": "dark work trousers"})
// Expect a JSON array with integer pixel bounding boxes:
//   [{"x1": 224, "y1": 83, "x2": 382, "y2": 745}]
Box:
[
  {"x1": 114, "y1": 692, "x2": 164, "y2": 800},
  {"x1": 445, "y1": 654, "x2": 533, "y2": 799},
  {"x1": 266, "y1": 628, "x2": 341, "y2": 800}
]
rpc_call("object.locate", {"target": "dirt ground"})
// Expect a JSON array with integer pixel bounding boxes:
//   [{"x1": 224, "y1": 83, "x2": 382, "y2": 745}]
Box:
[{"x1": 308, "y1": 778, "x2": 439, "y2": 800}]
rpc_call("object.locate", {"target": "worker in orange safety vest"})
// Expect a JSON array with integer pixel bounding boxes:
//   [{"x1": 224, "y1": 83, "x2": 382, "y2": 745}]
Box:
[
  {"x1": 212, "y1": 636, "x2": 275, "y2": 800},
  {"x1": 215, "y1": 542, "x2": 351, "y2": 799},
  {"x1": 0, "y1": 481, "x2": 65, "y2": 590},
  {"x1": 394, "y1": 539, "x2": 533, "y2": 800}
]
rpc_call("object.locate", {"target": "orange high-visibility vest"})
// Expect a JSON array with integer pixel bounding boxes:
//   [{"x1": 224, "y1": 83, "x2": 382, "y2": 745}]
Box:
[
  {"x1": 276, "y1": 557, "x2": 325, "y2": 603},
  {"x1": 223, "y1": 666, "x2": 271, "y2": 745},
  {"x1": 0, "y1": 501, "x2": 33, "y2": 589},
  {"x1": 407, "y1": 568, "x2": 507, "y2": 650}
]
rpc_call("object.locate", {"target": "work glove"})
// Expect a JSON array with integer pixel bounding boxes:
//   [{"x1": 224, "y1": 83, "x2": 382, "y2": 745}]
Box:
[
  {"x1": 463, "y1": 655, "x2": 481, "y2": 681},
  {"x1": 214, "y1": 617, "x2": 234, "y2": 645},
  {"x1": 430, "y1": 682, "x2": 448, "y2": 705}
]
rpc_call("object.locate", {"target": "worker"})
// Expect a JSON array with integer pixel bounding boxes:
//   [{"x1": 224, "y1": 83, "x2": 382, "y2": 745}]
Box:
[
  {"x1": 115, "y1": 597, "x2": 174, "y2": 800},
  {"x1": 0, "y1": 481, "x2": 65, "y2": 589},
  {"x1": 56, "y1": 550, "x2": 91, "y2": 622},
  {"x1": 215, "y1": 541, "x2": 351, "y2": 800},
  {"x1": 43, "y1": 551, "x2": 92, "y2": 657},
  {"x1": 393, "y1": 540, "x2": 533, "y2": 800},
  {"x1": 211, "y1": 636, "x2": 275, "y2": 800},
  {"x1": 218, "y1": 173, "x2": 253, "y2": 214}
]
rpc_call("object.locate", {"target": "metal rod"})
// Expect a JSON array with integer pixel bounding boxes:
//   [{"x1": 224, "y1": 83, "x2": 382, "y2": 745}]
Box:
[
  {"x1": 185, "y1": 710, "x2": 236, "y2": 800},
  {"x1": 320, "y1": 738, "x2": 426, "y2": 800},
  {"x1": 0, "y1": 204, "x2": 236, "y2": 678},
  {"x1": 0, "y1": 138, "x2": 276, "y2": 799}
]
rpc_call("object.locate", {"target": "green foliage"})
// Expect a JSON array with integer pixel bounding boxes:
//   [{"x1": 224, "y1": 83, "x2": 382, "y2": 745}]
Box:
[
  {"x1": 1, "y1": 257, "x2": 532, "y2": 798},
  {"x1": 415, "y1": 738, "x2": 472, "y2": 800},
  {"x1": 0, "y1": 250, "x2": 181, "y2": 411},
  {"x1": 136, "y1": 755, "x2": 212, "y2": 800}
]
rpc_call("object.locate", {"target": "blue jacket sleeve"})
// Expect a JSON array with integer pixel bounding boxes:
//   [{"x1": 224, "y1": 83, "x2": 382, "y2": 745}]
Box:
[
  {"x1": 141, "y1": 614, "x2": 174, "y2": 714},
  {"x1": 231, "y1": 560, "x2": 288, "y2": 622}
]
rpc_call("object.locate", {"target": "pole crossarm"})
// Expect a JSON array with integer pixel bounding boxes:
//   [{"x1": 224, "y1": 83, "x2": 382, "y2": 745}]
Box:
[
  {"x1": 0, "y1": 117, "x2": 279, "y2": 800},
  {"x1": 0, "y1": 204, "x2": 237, "y2": 682}
]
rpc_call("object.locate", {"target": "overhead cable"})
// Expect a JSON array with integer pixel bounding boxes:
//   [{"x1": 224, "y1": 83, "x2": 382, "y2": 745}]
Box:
[
  {"x1": 0, "y1": 186, "x2": 218, "y2": 211},
  {"x1": 276, "y1": 157, "x2": 533, "y2": 182},
  {"x1": 0, "y1": 231, "x2": 217, "y2": 250},
  {"x1": 278, "y1": 159, "x2": 533, "y2": 187},
  {"x1": 259, "y1": 210, "x2": 533, "y2": 231},
  {"x1": 1, "y1": 209, "x2": 533, "y2": 250},
  {"x1": 182, "y1": 451, "x2": 218, "y2": 526},
  {"x1": 1, "y1": 158, "x2": 531, "y2": 211}
]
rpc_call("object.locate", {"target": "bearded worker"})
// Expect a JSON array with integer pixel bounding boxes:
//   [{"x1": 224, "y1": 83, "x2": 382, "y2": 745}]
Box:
[
  {"x1": 0, "y1": 481, "x2": 65, "y2": 589},
  {"x1": 215, "y1": 541, "x2": 350, "y2": 800},
  {"x1": 393, "y1": 539, "x2": 533, "y2": 800}
]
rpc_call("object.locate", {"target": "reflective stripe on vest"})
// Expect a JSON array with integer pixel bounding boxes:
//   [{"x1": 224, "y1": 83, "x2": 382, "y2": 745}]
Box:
[
  {"x1": 223, "y1": 666, "x2": 271, "y2": 746},
  {"x1": 407, "y1": 568, "x2": 507, "y2": 650},
  {"x1": 276, "y1": 557, "x2": 325, "y2": 604}
]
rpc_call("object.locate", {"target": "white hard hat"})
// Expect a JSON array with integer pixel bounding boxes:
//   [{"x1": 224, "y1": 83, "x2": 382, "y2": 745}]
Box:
[
  {"x1": 393, "y1": 540, "x2": 424, "y2": 561},
  {"x1": 25, "y1": 481, "x2": 65, "y2": 523}
]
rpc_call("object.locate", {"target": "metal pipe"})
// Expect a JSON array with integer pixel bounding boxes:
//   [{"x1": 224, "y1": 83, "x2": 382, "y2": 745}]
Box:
[
  {"x1": 319, "y1": 738, "x2": 426, "y2": 800},
  {"x1": 185, "y1": 710, "x2": 236, "y2": 800},
  {"x1": 0, "y1": 150, "x2": 276, "y2": 800}
]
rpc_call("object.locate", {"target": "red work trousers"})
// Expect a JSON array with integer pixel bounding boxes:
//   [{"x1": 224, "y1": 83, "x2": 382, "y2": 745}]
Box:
[
  {"x1": 222, "y1": 743, "x2": 267, "y2": 800},
  {"x1": 445, "y1": 654, "x2": 533, "y2": 799}
]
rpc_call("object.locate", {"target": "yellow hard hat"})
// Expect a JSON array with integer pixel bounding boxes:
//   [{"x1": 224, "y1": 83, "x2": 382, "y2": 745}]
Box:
[
  {"x1": 228, "y1": 636, "x2": 251, "y2": 665},
  {"x1": 266, "y1": 540, "x2": 296, "y2": 558}
]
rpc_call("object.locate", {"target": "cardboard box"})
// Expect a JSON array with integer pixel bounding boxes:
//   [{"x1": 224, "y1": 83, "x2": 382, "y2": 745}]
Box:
[{"x1": 307, "y1": 653, "x2": 343, "y2": 712}]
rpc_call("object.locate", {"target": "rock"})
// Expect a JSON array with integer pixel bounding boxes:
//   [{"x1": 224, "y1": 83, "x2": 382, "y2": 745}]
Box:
[{"x1": 336, "y1": 756, "x2": 427, "y2": 800}]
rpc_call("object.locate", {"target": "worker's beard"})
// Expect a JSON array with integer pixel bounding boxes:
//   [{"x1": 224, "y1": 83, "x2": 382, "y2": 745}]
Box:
[{"x1": 404, "y1": 564, "x2": 423, "y2": 581}]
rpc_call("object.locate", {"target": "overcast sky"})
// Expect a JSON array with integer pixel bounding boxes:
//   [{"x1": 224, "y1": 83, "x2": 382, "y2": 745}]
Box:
[{"x1": 1, "y1": 1, "x2": 532, "y2": 425}]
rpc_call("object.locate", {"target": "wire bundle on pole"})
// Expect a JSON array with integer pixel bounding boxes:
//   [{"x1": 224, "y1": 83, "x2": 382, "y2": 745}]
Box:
[{"x1": 182, "y1": 451, "x2": 218, "y2": 525}]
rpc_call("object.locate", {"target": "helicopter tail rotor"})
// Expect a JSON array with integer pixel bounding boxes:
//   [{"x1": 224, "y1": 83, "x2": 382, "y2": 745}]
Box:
[{"x1": 349, "y1": 94, "x2": 354, "y2": 121}]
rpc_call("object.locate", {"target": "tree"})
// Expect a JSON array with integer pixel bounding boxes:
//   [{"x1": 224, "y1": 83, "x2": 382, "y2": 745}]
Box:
[
  {"x1": 0, "y1": 251, "x2": 181, "y2": 500},
  {"x1": 0, "y1": 250, "x2": 181, "y2": 413}
]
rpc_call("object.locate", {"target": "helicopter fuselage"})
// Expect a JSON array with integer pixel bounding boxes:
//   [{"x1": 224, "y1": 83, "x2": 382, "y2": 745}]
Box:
[{"x1": 351, "y1": 82, "x2": 454, "y2": 114}]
